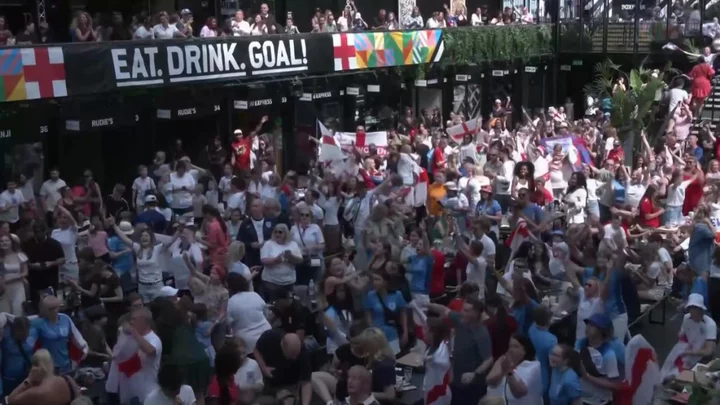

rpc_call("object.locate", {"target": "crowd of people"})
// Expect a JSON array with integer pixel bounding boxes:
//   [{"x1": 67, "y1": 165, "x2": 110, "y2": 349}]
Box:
[
  {"x1": 0, "y1": 2, "x2": 544, "y2": 45},
  {"x1": 0, "y1": 57, "x2": 719, "y2": 405}
]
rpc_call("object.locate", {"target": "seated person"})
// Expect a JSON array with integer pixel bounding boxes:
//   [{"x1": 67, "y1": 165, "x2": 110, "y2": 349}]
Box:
[
  {"x1": 268, "y1": 290, "x2": 317, "y2": 347},
  {"x1": 253, "y1": 331, "x2": 312, "y2": 405}
]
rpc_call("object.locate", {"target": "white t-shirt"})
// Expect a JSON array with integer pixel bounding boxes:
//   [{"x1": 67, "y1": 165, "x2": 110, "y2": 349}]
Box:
[
  {"x1": 39, "y1": 178, "x2": 66, "y2": 213},
  {"x1": 309, "y1": 203, "x2": 325, "y2": 222},
  {"x1": 666, "y1": 180, "x2": 693, "y2": 207},
  {"x1": 564, "y1": 188, "x2": 587, "y2": 224},
  {"x1": 134, "y1": 243, "x2": 164, "y2": 284},
  {"x1": 51, "y1": 225, "x2": 78, "y2": 263},
  {"x1": 291, "y1": 223, "x2": 325, "y2": 254},
  {"x1": 218, "y1": 176, "x2": 234, "y2": 202},
  {"x1": 465, "y1": 256, "x2": 487, "y2": 300},
  {"x1": 668, "y1": 88, "x2": 689, "y2": 114},
  {"x1": 602, "y1": 223, "x2": 627, "y2": 247},
  {"x1": 167, "y1": 241, "x2": 203, "y2": 290},
  {"x1": 0, "y1": 189, "x2": 25, "y2": 223},
  {"x1": 169, "y1": 173, "x2": 196, "y2": 209},
  {"x1": 234, "y1": 358, "x2": 264, "y2": 389},
  {"x1": 625, "y1": 183, "x2": 647, "y2": 209},
  {"x1": 153, "y1": 23, "x2": 179, "y2": 39},
  {"x1": 227, "y1": 291, "x2": 271, "y2": 351},
  {"x1": 134, "y1": 26, "x2": 153, "y2": 39},
  {"x1": 260, "y1": 240, "x2": 303, "y2": 285},
  {"x1": 496, "y1": 160, "x2": 515, "y2": 195},
  {"x1": 133, "y1": 177, "x2": 156, "y2": 207},
  {"x1": 319, "y1": 196, "x2": 340, "y2": 226},
  {"x1": 576, "y1": 288, "x2": 604, "y2": 343},
  {"x1": 680, "y1": 314, "x2": 717, "y2": 369},
  {"x1": 487, "y1": 360, "x2": 542, "y2": 405},
  {"x1": 144, "y1": 385, "x2": 196, "y2": 405},
  {"x1": 476, "y1": 233, "x2": 496, "y2": 261},
  {"x1": 227, "y1": 191, "x2": 246, "y2": 215},
  {"x1": 133, "y1": 331, "x2": 163, "y2": 402},
  {"x1": 232, "y1": 20, "x2": 251, "y2": 35}
]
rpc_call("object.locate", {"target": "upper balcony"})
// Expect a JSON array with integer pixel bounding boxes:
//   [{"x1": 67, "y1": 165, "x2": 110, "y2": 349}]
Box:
[{"x1": 558, "y1": 0, "x2": 716, "y2": 53}]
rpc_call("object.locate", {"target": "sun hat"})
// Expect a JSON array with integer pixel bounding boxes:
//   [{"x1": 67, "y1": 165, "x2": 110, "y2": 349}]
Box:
[
  {"x1": 159, "y1": 286, "x2": 179, "y2": 297},
  {"x1": 118, "y1": 221, "x2": 134, "y2": 235},
  {"x1": 685, "y1": 293, "x2": 707, "y2": 311}
]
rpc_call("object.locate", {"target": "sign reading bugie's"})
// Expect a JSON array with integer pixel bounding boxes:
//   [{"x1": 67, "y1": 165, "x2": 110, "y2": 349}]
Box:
[{"x1": 111, "y1": 38, "x2": 309, "y2": 88}]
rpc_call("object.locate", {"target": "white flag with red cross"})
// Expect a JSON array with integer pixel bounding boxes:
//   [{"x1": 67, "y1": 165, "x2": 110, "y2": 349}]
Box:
[
  {"x1": 446, "y1": 119, "x2": 479, "y2": 143},
  {"x1": 318, "y1": 121, "x2": 346, "y2": 162},
  {"x1": 337, "y1": 131, "x2": 388, "y2": 156}
]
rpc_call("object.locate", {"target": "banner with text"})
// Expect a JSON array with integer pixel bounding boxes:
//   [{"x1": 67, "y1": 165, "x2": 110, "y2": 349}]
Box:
[{"x1": 60, "y1": 35, "x2": 335, "y2": 96}]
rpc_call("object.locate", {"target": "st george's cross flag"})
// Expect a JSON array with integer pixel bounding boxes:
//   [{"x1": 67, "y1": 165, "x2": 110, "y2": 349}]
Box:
[
  {"x1": 337, "y1": 130, "x2": 389, "y2": 156},
  {"x1": 615, "y1": 335, "x2": 661, "y2": 405},
  {"x1": 318, "y1": 121, "x2": 345, "y2": 162},
  {"x1": 446, "y1": 119, "x2": 479, "y2": 143}
]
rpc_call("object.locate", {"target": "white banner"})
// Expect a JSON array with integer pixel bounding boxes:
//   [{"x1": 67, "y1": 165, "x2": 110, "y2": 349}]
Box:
[{"x1": 337, "y1": 131, "x2": 388, "y2": 156}]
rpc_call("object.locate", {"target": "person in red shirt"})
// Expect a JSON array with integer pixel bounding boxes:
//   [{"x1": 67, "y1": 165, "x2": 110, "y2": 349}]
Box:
[
  {"x1": 231, "y1": 115, "x2": 268, "y2": 173},
  {"x1": 531, "y1": 177, "x2": 553, "y2": 207},
  {"x1": 484, "y1": 295, "x2": 517, "y2": 360},
  {"x1": 432, "y1": 137, "x2": 448, "y2": 174},
  {"x1": 638, "y1": 185, "x2": 663, "y2": 229}
]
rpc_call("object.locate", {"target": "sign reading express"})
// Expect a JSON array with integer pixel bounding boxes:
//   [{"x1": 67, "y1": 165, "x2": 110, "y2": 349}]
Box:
[{"x1": 111, "y1": 38, "x2": 311, "y2": 88}]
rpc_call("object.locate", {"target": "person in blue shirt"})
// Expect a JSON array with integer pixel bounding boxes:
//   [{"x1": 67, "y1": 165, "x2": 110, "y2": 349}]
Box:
[
  {"x1": 134, "y1": 195, "x2": 168, "y2": 234},
  {"x1": 363, "y1": 270, "x2": 408, "y2": 355},
  {"x1": 548, "y1": 344, "x2": 582, "y2": 405},
  {"x1": 406, "y1": 239, "x2": 433, "y2": 297},
  {"x1": 529, "y1": 306, "x2": 558, "y2": 396},
  {"x1": 475, "y1": 185, "x2": 503, "y2": 236},
  {"x1": 107, "y1": 222, "x2": 134, "y2": 291},
  {"x1": 28, "y1": 296, "x2": 80, "y2": 375},
  {"x1": 497, "y1": 273, "x2": 539, "y2": 336},
  {"x1": 575, "y1": 313, "x2": 622, "y2": 402},
  {"x1": 513, "y1": 190, "x2": 545, "y2": 234},
  {"x1": 688, "y1": 209, "x2": 715, "y2": 277},
  {"x1": 595, "y1": 261, "x2": 627, "y2": 342}
]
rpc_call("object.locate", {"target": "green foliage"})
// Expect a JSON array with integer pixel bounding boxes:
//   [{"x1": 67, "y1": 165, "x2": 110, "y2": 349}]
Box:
[
  {"x1": 558, "y1": 23, "x2": 595, "y2": 52},
  {"x1": 583, "y1": 58, "x2": 668, "y2": 141},
  {"x1": 441, "y1": 25, "x2": 553, "y2": 67}
]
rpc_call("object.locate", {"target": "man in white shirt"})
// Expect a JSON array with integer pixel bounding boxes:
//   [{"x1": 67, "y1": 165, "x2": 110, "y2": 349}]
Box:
[
  {"x1": 667, "y1": 78, "x2": 689, "y2": 114},
  {"x1": 153, "y1": 14, "x2": 183, "y2": 39},
  {"x1": 134, "y1": 19, "x2": 154, "y2": 39},
  {"x1": 39, "y1": 167, "x2": 66, "y2": 226},
  {"x1": 227, "y1": 177, "x2": 247, "y2": 216},
  {"x1": 0, "y1": 178, "x2": 26, "y2": 227}
]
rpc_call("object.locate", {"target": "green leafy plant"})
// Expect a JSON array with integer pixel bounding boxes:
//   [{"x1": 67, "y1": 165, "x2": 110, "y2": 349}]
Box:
[
  {"x1": 583, "y1": 58, "x2": 669, "y2": 163},
  {"x1": 440, "y1": 24, "x2": 553, "y2": 67}
]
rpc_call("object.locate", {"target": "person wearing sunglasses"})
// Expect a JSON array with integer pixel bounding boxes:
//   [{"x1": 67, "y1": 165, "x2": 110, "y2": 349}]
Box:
[{"x1": 260, "y1": 223, "x2": 304, "y2": 301}]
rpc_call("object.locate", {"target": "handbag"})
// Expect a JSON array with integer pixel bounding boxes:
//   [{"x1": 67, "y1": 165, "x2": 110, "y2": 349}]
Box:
[{"x1": 298, "y1": 227, "x2": 322, "y2": 268}]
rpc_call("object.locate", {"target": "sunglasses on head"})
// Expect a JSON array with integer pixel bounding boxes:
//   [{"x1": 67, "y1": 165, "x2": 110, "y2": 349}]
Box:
[
  {"x1": 300, "y1": 213, "x2": 311, "y2": 217},
  {"x1": 274, "y1": 230, "x2": 285, "y2": 234}
]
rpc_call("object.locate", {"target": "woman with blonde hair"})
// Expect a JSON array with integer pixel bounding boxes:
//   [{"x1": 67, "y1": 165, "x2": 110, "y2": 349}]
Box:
[
  {"x1": 260, "y1": 223, "x2": 303, "y2": 301},
  {"x1": 7, "y1": 349, "x2": 81, "y2": 405},
  {"x1": 291, "y1": 203, "x2": 325, "y2": 303},
  {"x1": 228, "y1": 241, "x2": 260, "y2": 290},
  {"x1": 183, "y1": 255, "x2": 229, "y2": 349},
  {"x1": 70, "y1": 11, "x2": 96, "y2": 42},
  {"x1": 352, "y1": 327, "x2": 397, "y2": 401}
]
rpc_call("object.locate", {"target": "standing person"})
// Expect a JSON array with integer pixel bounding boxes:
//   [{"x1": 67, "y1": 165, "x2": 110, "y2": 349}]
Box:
[
  {"x1": 144, "y1": 364, "x2": 196, "y2": 405},
  {"x1": 3, "y1": 317, "x2": 34, "y2": 396},
  {"x1": 132, "y1": 165, "x2": 157, "y2": 215},
  {"x1": 485, "y1": 335, "x2": 543, "y2": 405},
  {"x1": 0, "y1": 233, "x2": 29, "y2": 315},
  {"x1": 260, "y1": 223, "x2": 303, "y2": 301},
  {"x1": 290, "y1": 204, "x2": 325, "y2": 302},
  {"x1": 169, "y1": 161, "x2": 197, "y2": 216},
  {"x1": 29, "y1": 296, "x2": 87, "y2": 375},
  {"x1": 363, "y1": 271, "x2": 408, "y2": 355},
  {"x1": 0, "y1": 177, "x2": 27, "y2": 232},
  {"x1": 201, "y1": 205, "x2": 230, "y2": 279},
  {"x1": 51, "y1": 204, "x2": 79, "y2": 282},
  {"x1": 548, "y1": 344, "x2": 582, "y2": 405},
  {"x1": 110, "y1": 219, "x2": 168, "y2": 303},
  {"x1": 40, "y1": 168, "x2": 66, "y2": 227},
  {"x1": 23, "y1": 222, "x2": 65, "y2": 302},
  {"x1": 231, "y1": 117, "x2": 268, "y2": 175},
  {"x1": 528, "y1": 306, "x2": 558, "y2": 397},
  {"x1": 422, "y1": 318, "x2": 452, "y2": 405},
  {"x1": 237, "y1": 198, "x2": 273, "y2": 275},
  {"x1": 226, "y1": 272, "x2": 271, "y2": 351},
  {"x1": 429, "y1": 298, "x2": 494, "y2": 405}
]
